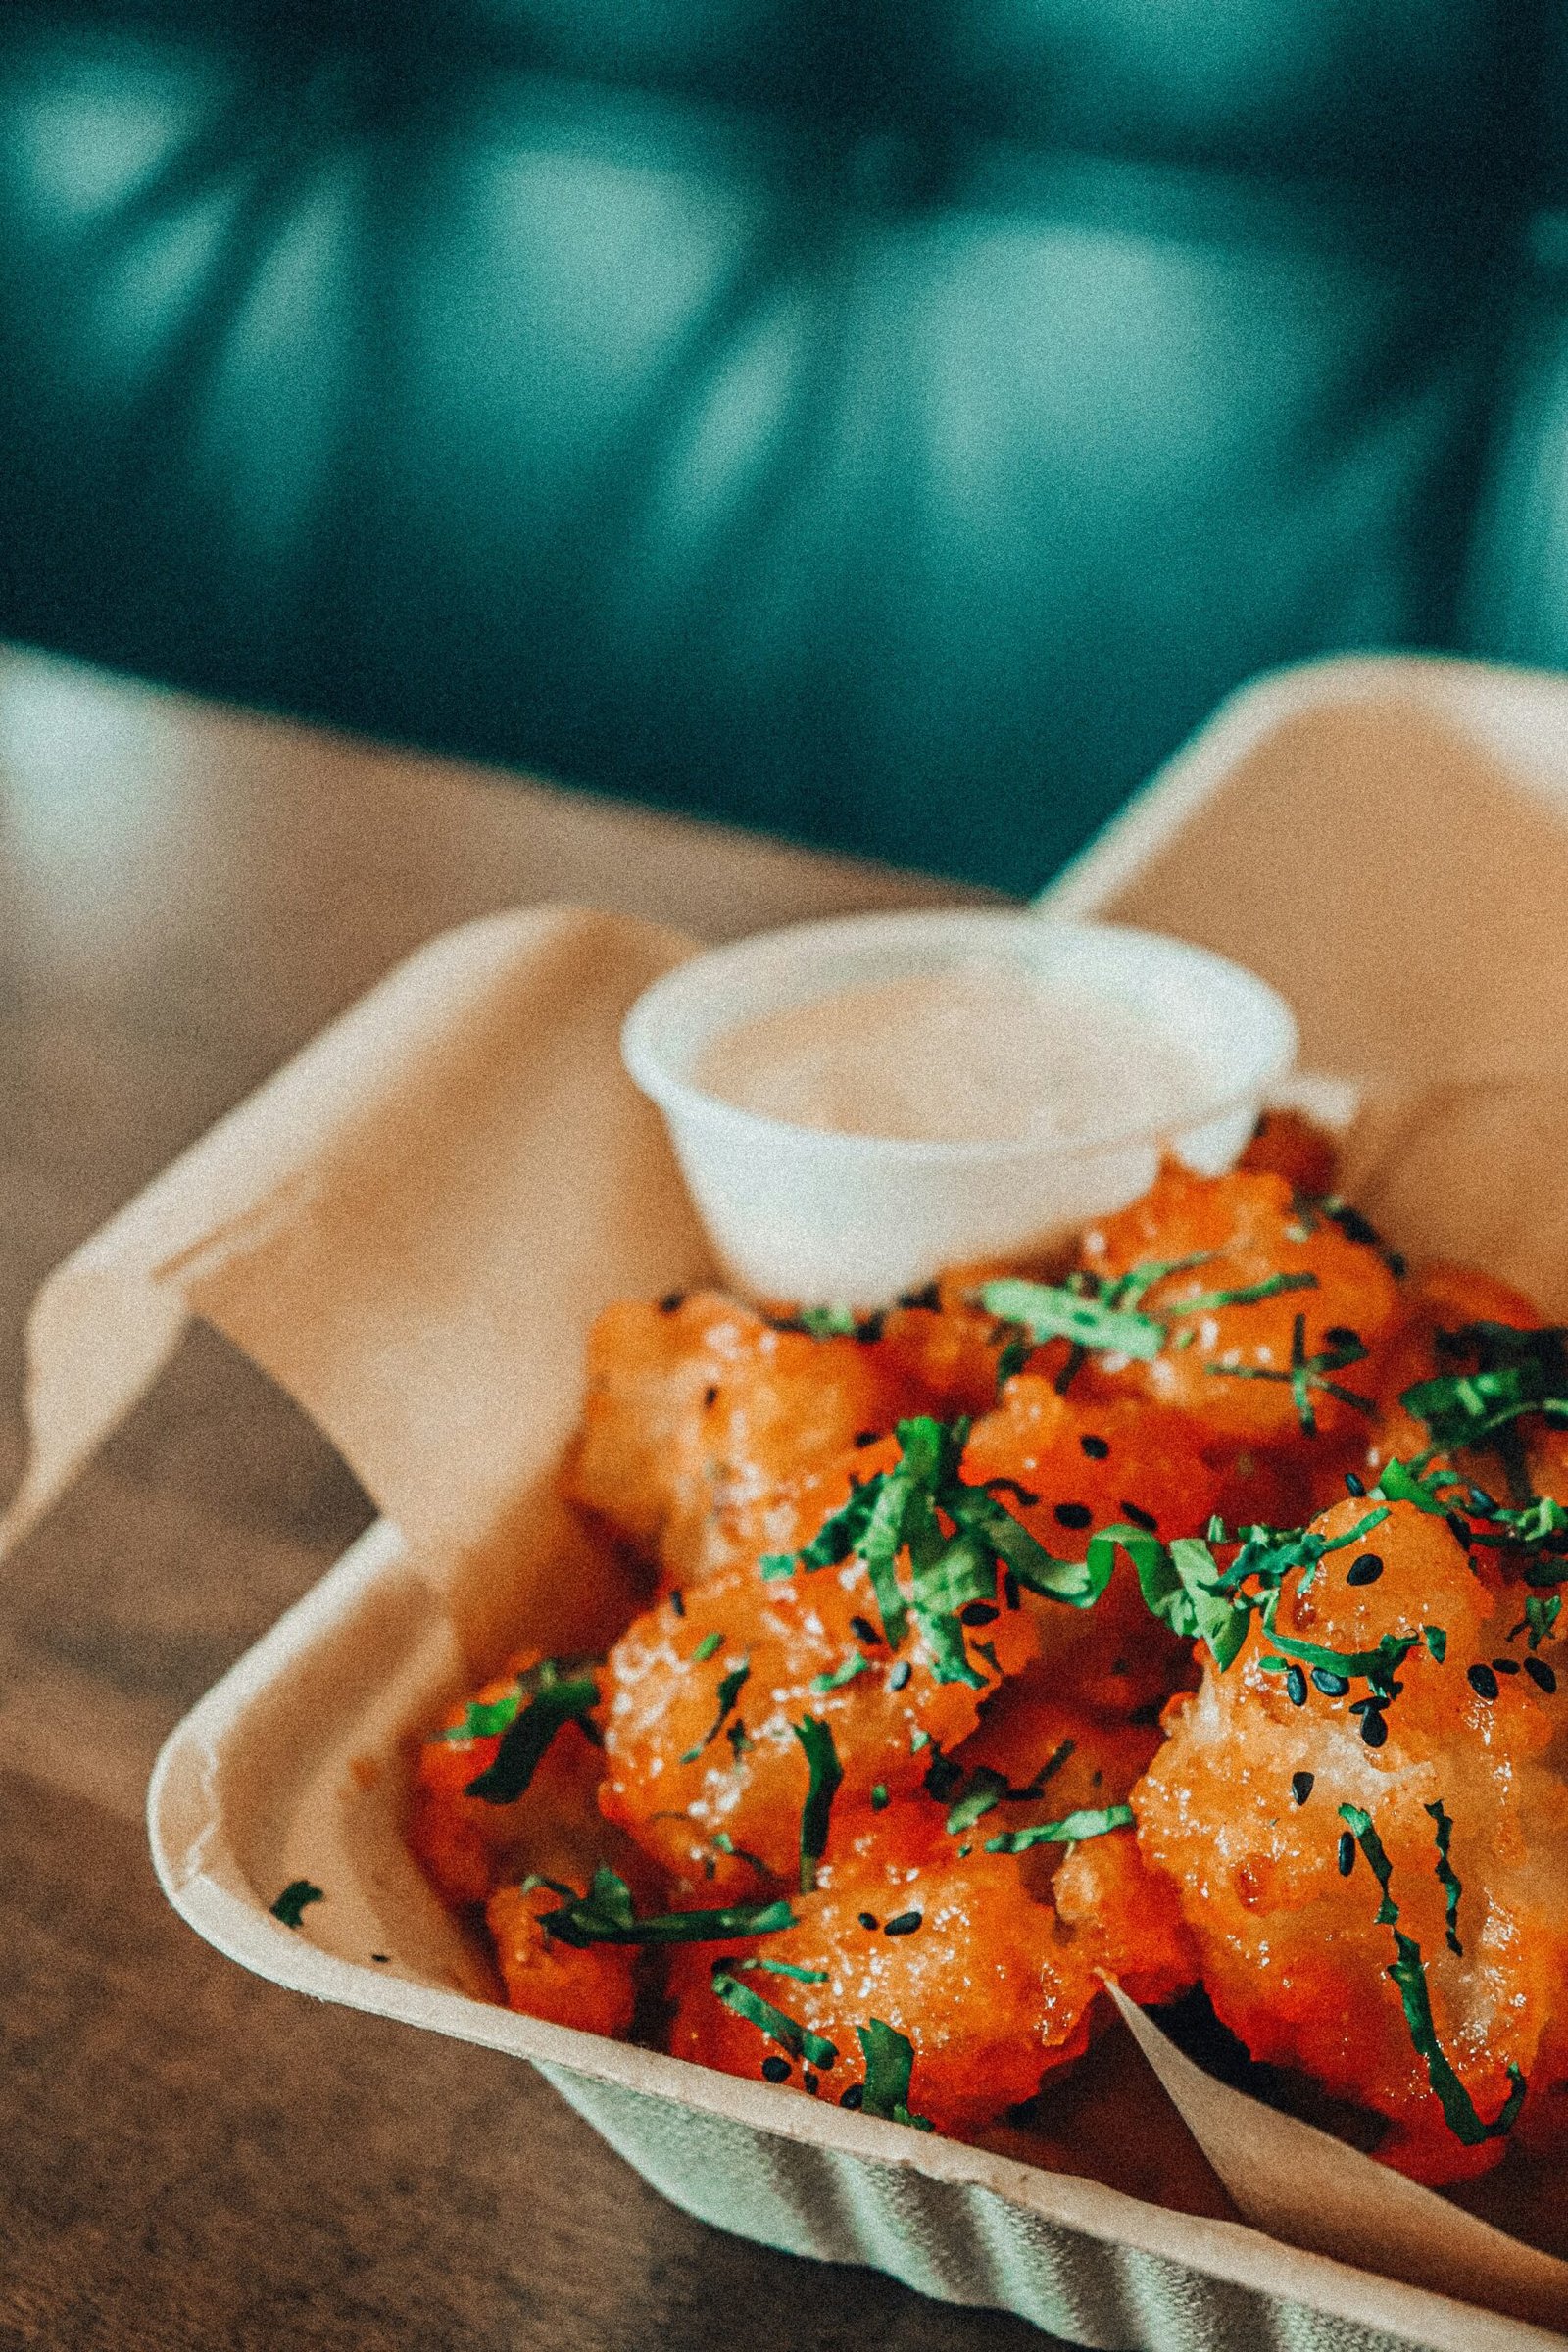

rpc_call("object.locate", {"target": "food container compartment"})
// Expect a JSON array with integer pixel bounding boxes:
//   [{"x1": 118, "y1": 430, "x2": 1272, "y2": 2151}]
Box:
[{"x1": 15, "y1": 653, "x2": 1568, "y2": 2352}]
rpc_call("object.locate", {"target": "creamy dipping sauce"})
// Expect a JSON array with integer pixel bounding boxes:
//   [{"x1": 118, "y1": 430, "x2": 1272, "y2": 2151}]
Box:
[{"x1": 695, "y1": 960, "x2": 1209, "y2": 1146}]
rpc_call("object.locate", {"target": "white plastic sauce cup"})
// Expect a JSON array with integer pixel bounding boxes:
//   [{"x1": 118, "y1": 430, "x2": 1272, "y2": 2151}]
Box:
[{"x1": 622, "y1": 911, "x2": 1298, "y2": 1305}]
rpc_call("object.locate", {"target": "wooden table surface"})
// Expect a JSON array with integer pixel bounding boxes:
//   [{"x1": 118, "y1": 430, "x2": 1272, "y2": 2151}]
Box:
[{"x1": 0, "y1": 647, "x2": 1099, "y2": 2352}]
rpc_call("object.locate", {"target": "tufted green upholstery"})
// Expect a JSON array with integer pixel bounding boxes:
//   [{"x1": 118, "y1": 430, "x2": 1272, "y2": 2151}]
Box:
[{"x1": 0, "y1": 2, "x2": 1561, "y2": 890}]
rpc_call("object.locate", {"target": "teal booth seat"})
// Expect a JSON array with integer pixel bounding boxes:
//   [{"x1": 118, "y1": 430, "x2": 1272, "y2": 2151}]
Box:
[{"x1": 0, "y1": 2, "x2": 1565, "y2": 892}]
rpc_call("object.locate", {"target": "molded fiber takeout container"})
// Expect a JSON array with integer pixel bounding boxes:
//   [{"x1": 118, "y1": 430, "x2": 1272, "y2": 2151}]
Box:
[{"x1": 17, "y1": 657, "x2": 1568, "y2": 2352}]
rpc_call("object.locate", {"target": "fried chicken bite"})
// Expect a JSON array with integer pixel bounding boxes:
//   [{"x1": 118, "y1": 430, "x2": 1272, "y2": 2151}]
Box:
[
  {"x1": 1237, "y1": 1108, "x2": 1340, "y2": 1198},
  {"x1": 484, "y1": 1881, "x2": 641, "y2": 2037},
  {"x1": 409, "y1": 1651, "x2": 655, "y2": 1911},
  {"x1": 960, "y1": 1379, "x2": 1217, "y2": 1713},
  {"x1": 1349, "y1": 1263, "x2": 1568, "y2": 1514},
  {"x1": 664, "y1": 1802, "x2": 1101, "y2": 2134},
  {"x1": 597, "y1": 1492, "x2": 1037, "y2": 1895},
  {"x1": 1135, "y1": 1496, "x2": 1568, "y2": 2183},
  {"x1": 564, "y1": 1291, "x2": 917, "y2": 1590},
  {"x1": 1077, "y1": 1164, "x2": 1404, "y2": 1459}
]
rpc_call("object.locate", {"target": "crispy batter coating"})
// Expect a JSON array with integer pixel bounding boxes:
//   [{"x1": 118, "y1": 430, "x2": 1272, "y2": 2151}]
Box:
[
  {"x1": 664, "y1": 1804, "x2": 1100, "y2": 2134},
  {"x1": 961, "y1": 1379, "x2": 1217, "y2": 1713},
  {"x1": 564, "y1": 1292, "x2": 917, "y2": 1588},
  {"x1": 598, "y1": 1488, "x2": 1037, "y2": 1895},
  {"x1": 1135, "y1": 1497, "x2": 1568, "y2": 2182},
  {"x1": 1078, "y1": 1165, "x2": 1404, "y2": 1455}
]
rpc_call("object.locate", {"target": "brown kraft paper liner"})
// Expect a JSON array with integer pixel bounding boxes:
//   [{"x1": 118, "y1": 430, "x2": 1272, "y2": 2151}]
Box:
[{"x1": 4, "y1": 906, "x2": 1566, "y2": 2334}]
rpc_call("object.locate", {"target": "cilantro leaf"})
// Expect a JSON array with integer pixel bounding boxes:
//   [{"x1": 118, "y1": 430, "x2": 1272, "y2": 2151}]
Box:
[
  {"x1": 711, "y1": 1965, "x2": 838, "y2": 2070},
  {"x1": 1337, "y1": 1804, "x2": 1398, "y2": 1925},
  {"x1": 978, "y1": 1277, "x2": 1166, "y2": 1362},
  {"x1": 679, "y1": 1655, "x2": 752, "y2": 1763},
  {"x1": 270, "y1": 1879, "x2": 324, "y2": 1930},
  {"x1": 856, "y1": 2018, "x2": 933, "y2": 2129},
  {"x1": 1389, "y1": 1933, "x2": 1526, "y2": 2147},
  {"x1": 760, "y1": 1477, "x2": 883, "y2": 1582},
  {"x1": 464, "y1": 1662, "x2": 600, "y2": 1804},
  {"x1": 809, "y1": 1653, "x2": 871, "y2": 1695},
  {"x1": 1425, "y1": 1799, "x2": 1463, "y2": 1956},
  {"x1": 538, "y1": 1868, "x2": 796, "y2": 1946},
  {"x1": 984, "y1": 1803, "x2": 1133, "y2": 1853},
  {"x1": 794, "y1": 1715, "x2": 843, "y2": 1893}
]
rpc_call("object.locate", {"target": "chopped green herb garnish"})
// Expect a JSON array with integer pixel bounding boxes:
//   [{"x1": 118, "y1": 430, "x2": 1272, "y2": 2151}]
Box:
[
  {"x1": 946, "y1": 1741, "x2": 1074, "y2": 1835},
  {"x1": 1389, "y1": 1933, "x2": 1526, "y2": 2147},
  {"x1": 536, "y1": 1866, "x2": 795, "y2": 1946},
  {"x1": 1423, "y1": 1626, "x2": 1447, "y2": 1663},
  {"x1": 1169, "y1": 1270, "x2": 1320, "y2": 1317},
  {"x1": 270, "y1": 1879, "x2": 324, "y2": 1929},
  {"x1": 679, "y1": 1657, "x2": 752, "y2": 1762},
  {"x1": 1337, "y1": 1804, "x2": 1526, "y2": 2148},
  {"x1": 1426, "y1": 1799, "x2": 1463, "y2": 1955},
  {"x1": 870, "y1": 1782, "x2": 889, "y2": 1811},
  {"x1": 691, "y1": 1630, "x2": 724, "y2": 1663},
  {"x1": 1374, "y1": 1456, "x2": 1456, "y2": 1516},
  {"x1": 1206, "y1": 1313, "x2": 1373, "y2": 1436},
  {"x1": 791, "y1": 1303, "x2": 858, "y2": 1338},
  {"x1": 464, "y1": 1661, "x2": 600, "y2": 1804},
  {"x1": 1337, "y1": 1804, "x2": 1397, "y2": 1924},
  {"x1": 944, "y1": 1766, "x2": 1009, "y2": 1835},
  {"x1": 977, "y1": 1277, "x2": 1166, "y2": 1363},
  {"x1": 737, "y1": 1955, "x2": 829, "y2": 1985},
  {"x1": 1520, "y1": 1593, "x2": 1562, "y2": 1647},
  {"x1": 809, "y1": 1652, "x2": 871, "y2": 1695},
  {"x1": 856, "y1": 2017, "x2": 933, "y2": 2129},
  {"x1": 1402, "y1": 1324, "x2": 1568, "y2": 1454},
  {"x1": 794, "y1": 1715, "x2": 843, "y2": 1893},
  {"x1": 435, "y1": 1690, "x2": 524, "y2": 1741},
  {"x1": 711, "y1": 1965, "x2": 837, "y2": 2070},
  {"x1": 984, "y1": 1803, "x2": 1133, "y2": 1853}
]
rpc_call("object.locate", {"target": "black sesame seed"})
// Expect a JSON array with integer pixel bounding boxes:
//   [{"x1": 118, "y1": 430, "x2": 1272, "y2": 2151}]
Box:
[
  {"x1": 1346, "y1": 1554, "x2": 1384, "y2": 1587},
  {"x1": 370, "y1": 1953, "x2": 391, "y2": 1963},
  {"x1": 889, "y1": 1661, "x2": 911, "y2": 1692},
  {"x1": 1328, "y1": 1204, "x2": 1380, "y2": 1248},
  {"x1": 858, "y1": 1912, "x2": 879, "y2": 1931},
  {"x1": 1345, "y1": 1472, "x2": 1366, "y2": 1497},
  {"x1": 854, "y1": 1430, "x2": 879, "y2": 1447},
  {"x1": 884, "y1": 1911, "x2": 923, "y2": 1936},
  {"x1": 1468, "y1": 1486, "x2": 1497, "y2": 1515},
  {"x1": 704, "y1": 1385, "x2": 718, "y2": 1408},
  {"x1": 1386, "y1": 1250, "x2": 1408, "y2": 1279},
  {"x1": 1468, "y1": 1663, "x2": 1500, "y2": 1701},
  {"x1": 959, "y1": 1601, "x2": 999, "y2": 1627},
  {"x1": 849, "y1": 1615, "x2": 881, "y2": 1645},
  {"x1": 803, "y1": 2070, "x2": 820, "y2": 2095},
  {"x1": 1291, "y1": 1771, "x2": 1314, "y2": 1805},
  {"x1": 1004, "y1": 1571, "x2": 1021, "y2": 1612},
  {"x1": 1120, "y1": 1501, "x2": 1159, "y2": 1532},
  {"x1": 1525, "y1": 1657, "x2": 1558, "y2": 1694},
  {"x1": 669, "y1": 1589, "x2": 686, "y2": 1618},
  {"x1": 898, "y1": 1282, "x2": 941, "y2": 1311},
  {"x1": 1492, "y1": 1656, "x2": 1521, "y2": 1675},
  {"x1": 1360, "y1": 1709, "x2": 1389, "y2": 1748},
  {"x1": 1446, "y1": 1512, "x2": 1473, "y2": 1548},
  {"x1": 659, "y1": 1291, "x2": 685, "y2": 1313},
  {"x1": 1348, "y1": 1697, "x2": 1375, "y2": 1716},
  {"x1": 1325, "y1": 1326, "x2": 1362, "y2": 1350},
  {"x1": 1311, "y1": 1668, "x2": 1349, "y2": 1697},
  {"x1": 841, "y1": 2083, "x2": 864, "y2": 2109},
  {"x1": 1080, "y1": 1434, "x2": 1111, "y2": 1460},
  {"x1": 1054, "y1": 1501, "x2": 1094, "y2": 1530},
  {"x1": 1286, "y1": 1664, "x2": 1307, "y2": 1707},
  {"x1": 761, "y1": 2055, "x2": 792, "y2": 2083},
  {"x1": 1338, "y1": 1830, "x2": 1355, "y2": 1875}
]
